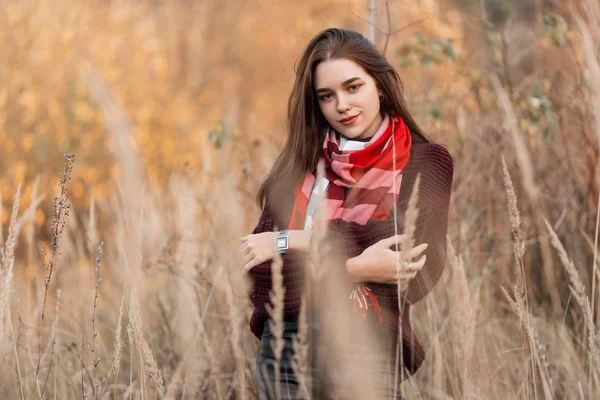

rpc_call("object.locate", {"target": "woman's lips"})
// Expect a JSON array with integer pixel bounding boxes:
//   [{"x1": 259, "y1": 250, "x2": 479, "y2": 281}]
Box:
[{"x1": 340, "y1": 114, "x2": 359, "y2": 126}]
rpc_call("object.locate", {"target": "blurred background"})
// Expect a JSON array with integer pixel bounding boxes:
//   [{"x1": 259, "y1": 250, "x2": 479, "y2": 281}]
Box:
[{"x1": 1, "y1": 0, "x2": 599, "y2": 398}]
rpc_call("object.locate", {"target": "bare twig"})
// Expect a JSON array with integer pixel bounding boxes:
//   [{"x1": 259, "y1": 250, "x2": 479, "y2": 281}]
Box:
[
  {"x1": 368, "y1": 0, "x2": 375, "y2": 43},
  {"x1": 353, "y1": 0, "x2": 429, "y2": 57}
]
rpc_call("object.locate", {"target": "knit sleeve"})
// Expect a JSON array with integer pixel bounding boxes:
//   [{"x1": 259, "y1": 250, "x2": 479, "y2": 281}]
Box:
[
  {"x1": 386, "y1": 144, "x2": 453, "y2": 304},
  {"x1": 250, "y1": 201, "x2": 276, "y2": 235},
  {"x1": 246, "y1": 201, "x2": 308, "y2": 311},
  {"x1": 327, "y1": 144, "x2": 454, "y2": 305}
]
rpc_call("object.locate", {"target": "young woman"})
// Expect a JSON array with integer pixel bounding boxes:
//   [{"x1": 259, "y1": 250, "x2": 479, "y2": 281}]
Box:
[{"x1": 239, "y1": 28, "x2": 454, "y2": 399}]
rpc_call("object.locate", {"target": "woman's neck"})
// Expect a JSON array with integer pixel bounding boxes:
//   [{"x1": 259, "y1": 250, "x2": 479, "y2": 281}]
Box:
[{"x1": 342, "y1": 134, "x2": 372, "y2": 142}]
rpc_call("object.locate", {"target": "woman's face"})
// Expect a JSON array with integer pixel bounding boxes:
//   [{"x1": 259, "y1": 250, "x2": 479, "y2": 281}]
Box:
[{"x1": 313, "y1": 58, "x2": 384, "y2": 140}]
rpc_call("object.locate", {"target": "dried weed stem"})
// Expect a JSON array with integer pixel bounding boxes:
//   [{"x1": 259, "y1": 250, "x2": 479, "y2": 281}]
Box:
[
  {"x1": 89, "y1": 242, "x2": 104, "y2": 398},
  {"x1": 34, "y1": 153, "x2": 74, "y2": 395}
]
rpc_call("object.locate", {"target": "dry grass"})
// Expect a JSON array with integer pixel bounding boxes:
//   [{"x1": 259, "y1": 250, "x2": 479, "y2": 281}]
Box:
[{"x1": 1, "y1": 0, "x2": 600, "y2": 398}]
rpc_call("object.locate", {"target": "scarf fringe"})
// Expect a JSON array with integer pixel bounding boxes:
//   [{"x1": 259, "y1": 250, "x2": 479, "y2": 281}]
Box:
[{"x1": 349, "y1": 283, "x2": 383, "y2": 324}]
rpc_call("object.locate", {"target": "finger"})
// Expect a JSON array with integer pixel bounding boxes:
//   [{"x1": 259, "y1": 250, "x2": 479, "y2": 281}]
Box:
[
  {"x1": 242, "y1": 252, "x2": 254, "y2": 266},
  {"x1": 409, "y1": 254, "x2": 426, "y2": 271},
  {"x1": 240, "y1": 242, "x2": 251, "y2": 253},
  {"x1": 397, "y1": 255, "x2": 426, "y2": 278},
  {"x1": 380, "y1": 234, "x2": 406, "y2": 248},
  {"x1": 241, "y1": 258, "x2": 256, "y2": 275},
  {"x1": 237, "y1": 247, "x2": 250, "y2": 262},
  {"x1": 240, "y1": 236, "x2": 250, "y2": 242},
  {"x1": 407, "y1": 243, "x2": 428, "y2": 258}
]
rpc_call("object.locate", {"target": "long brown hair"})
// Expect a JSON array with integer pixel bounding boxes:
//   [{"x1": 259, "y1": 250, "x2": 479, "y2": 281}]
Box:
[{"x1": 257, "y1": 28, "x2": 431, "y2": 212}]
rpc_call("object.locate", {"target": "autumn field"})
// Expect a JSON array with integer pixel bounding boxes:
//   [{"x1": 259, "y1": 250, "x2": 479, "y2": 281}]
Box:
[{"x1": 1, "y1": 0, "x2": 600, "y2": 398}]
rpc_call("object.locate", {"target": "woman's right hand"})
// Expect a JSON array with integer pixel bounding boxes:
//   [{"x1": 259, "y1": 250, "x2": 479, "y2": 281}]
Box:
[
  {"x1": 238, "y1": 232, "x2": 277, "y2": 275},
  {"x1": 345, "y1": 234, "x2": 427, "y2": 287}
]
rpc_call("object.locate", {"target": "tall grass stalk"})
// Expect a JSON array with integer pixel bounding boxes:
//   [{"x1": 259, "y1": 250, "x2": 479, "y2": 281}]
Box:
[
  {"x1": 491, "y1": 75, "x2": 560, "y2": 315},
  {"x1": 394, "y1": 174, "x2": 421, "y2": 398},
  {"x1": 544, "y1": 217, "x2": 600, "y2": 394},
  {"x1": 39, "y1": 289, "x2": 61, "y2": 400},
  {"x1": 265, "y1": 247, "x2": 285, "y2": 399},
  {"x1": 0, "y1": 184, "x2": 20, "y2": 346},
  {"x1": 98, "y1": 292, "x2": 124, "y2": 400},
  {"x1": 7, "y1": 305, "x2": 25, "y2": 400},
  {"x1": 501, "y1": 155, "x2": 554, "y2": 399},
  {"x1": 126, "y1": 194, "x2": 165, "y2": 399},
  {"x1": 451, "y1": 252, "x2": 476, "y2": 396},
  {"x1": 288, "y1": 161, "x2": 329, "y2": 398},
  {"x1": 26, "y1": 175, "x2": 39, "y2": 279},
  {"x1": 572, "y1": 2, "x2": 600, "y2": 340},
  {"x1": 291, "y1": 290, "x2": 310, "y2": 397},
  {"x1": 0, "y1": 185, "x2": 4, "y2": 248}
]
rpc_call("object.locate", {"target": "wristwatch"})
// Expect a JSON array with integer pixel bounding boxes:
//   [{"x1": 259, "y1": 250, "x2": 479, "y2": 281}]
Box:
[{"x1": 274, "y1": 229, "x2": 289, "y2": 254}]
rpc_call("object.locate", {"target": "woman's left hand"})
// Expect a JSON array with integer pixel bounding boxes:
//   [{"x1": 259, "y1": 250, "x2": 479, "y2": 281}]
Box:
[
  {"x1": 346, "y1": 234, "x2": 427, "y2": 285},
  {"x1": 239, "y1": 232, "x2": 277, "y2": 275}
]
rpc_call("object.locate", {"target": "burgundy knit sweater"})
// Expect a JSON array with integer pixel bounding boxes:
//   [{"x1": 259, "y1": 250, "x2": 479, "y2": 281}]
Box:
[{"x1": 247, "y1": 141, "x2": 454, "y2": 375}]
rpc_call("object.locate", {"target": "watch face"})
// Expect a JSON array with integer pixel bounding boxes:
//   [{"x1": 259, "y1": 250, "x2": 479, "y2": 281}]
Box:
[{"x1": 276, "y1": 237, "x2": 288, "y2": 249}]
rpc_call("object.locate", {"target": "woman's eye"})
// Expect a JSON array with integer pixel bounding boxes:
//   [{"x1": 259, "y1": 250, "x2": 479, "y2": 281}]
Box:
[{"x1": 318, "y1": 85, "x2": 359, "y2": 101}]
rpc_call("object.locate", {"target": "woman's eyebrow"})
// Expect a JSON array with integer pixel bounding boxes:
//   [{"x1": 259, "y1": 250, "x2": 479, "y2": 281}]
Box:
[{"x1": 315, "y1": 77, "x2": 362, "y2": 94}]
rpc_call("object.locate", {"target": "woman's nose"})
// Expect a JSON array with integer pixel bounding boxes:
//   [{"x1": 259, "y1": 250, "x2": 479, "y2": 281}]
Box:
[{"x1": 336, "y1": 96, "x2": 351, "y2": 113}]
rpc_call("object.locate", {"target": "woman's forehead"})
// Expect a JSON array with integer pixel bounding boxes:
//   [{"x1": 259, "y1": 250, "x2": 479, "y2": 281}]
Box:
[{"x1": 313, "y1": 59, "x2": 370, "y2": 89}]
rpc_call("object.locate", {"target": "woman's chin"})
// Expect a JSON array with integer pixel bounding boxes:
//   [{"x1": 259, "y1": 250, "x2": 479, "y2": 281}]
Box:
[{"x1": 338, "y1": 126, "x2": 363, "y2": 138}]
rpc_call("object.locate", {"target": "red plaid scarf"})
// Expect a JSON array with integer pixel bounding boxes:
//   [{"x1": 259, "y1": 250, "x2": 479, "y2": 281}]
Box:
[{"x1": 288, "y1": 111, "x2": 412, "y2": 323}]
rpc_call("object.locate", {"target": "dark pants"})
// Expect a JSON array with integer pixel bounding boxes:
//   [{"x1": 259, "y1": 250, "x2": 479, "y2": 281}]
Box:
[
  {"x1": 255, "y1": 316, "x2": 406, "y2": 399},
  {"x1": 256, "y1": 316, "x2": 304, "y2": 399}
]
